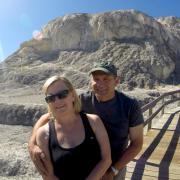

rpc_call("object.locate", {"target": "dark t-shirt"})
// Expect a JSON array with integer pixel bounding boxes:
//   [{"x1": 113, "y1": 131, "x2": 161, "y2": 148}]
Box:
[
  {"x1": 49, "y1": 112, "x2": 101, "y2": 180},
  {"x1": 80, "y1": 90, "x2": 144, "y2": 164}
]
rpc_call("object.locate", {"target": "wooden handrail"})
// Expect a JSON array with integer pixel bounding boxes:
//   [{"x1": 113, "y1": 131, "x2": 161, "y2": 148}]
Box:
[{"x1": 141, "y1": 89, "x2": 180, "y2": 131}]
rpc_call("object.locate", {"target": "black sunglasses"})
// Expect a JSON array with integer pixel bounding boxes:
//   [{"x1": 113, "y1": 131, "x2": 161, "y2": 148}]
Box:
[{"x1": 45, "y1": 89, "x2": 69, "y2": 103}]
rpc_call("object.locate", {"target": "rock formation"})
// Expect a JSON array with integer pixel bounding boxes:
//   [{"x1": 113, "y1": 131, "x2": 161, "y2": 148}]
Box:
[{"x1": 1, "y1": 9, "x2": 180, "y2": 91}]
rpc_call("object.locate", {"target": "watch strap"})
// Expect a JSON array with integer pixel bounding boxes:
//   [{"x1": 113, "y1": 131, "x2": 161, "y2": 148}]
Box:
[{"x1": 111, "y1": 166, "x2": 119, "y2": 176}]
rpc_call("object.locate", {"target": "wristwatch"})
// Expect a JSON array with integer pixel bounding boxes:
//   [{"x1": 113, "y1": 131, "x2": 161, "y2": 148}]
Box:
[{"x1": 111, "y1": 166, "x2": 119, "y2": 176}]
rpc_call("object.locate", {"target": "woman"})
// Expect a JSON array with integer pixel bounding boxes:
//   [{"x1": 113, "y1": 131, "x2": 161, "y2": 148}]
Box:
[{"x1": 36, "y1": 76, "x2": 111, "y2": 180}]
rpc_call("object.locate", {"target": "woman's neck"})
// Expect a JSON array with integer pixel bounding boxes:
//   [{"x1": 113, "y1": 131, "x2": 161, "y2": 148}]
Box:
[{"x1": 55, "y1": 111, "x2": 79, "y2": 126}]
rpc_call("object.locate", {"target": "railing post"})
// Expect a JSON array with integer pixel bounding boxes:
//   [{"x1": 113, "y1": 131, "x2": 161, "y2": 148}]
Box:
[
  {"x1": 148, "y1": 108, "x2": 153, "y2": 130},
  {"x1": 161, "y1": 97, "x2": 165, "y2": 115},
  {"x1": 142, "y1": 89, "x2": 180, "y2": 132}
]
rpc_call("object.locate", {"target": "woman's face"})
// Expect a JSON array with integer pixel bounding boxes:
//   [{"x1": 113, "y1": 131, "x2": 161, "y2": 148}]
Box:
[{"x1": 46, "y1": 80, "x2": 75, "y2": 116}]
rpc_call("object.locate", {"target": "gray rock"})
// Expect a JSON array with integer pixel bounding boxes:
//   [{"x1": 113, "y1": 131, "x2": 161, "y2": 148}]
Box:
[{"x1": 0, "y1": 103, "x2": 46, "y2": 126}]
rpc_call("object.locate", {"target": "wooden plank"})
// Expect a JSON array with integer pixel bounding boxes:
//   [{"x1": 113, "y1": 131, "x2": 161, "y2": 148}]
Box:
[
  {"x1": 128, "y1": 161, "x2": 180, "y2": 172},
  {"x1": 126, "y1": 111, "x2": 180, "y2": 179},
  {"x1": 127, "y1": 162, "x2": 180, "y2": 179}
]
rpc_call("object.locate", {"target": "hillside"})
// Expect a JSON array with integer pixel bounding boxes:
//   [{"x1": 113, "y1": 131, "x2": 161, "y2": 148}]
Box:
[{"x1": 0, "y1": 10, "x2": 180, "y2": 93}]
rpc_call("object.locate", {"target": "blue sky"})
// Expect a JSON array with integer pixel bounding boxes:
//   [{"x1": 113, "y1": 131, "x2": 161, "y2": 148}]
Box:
[{"x1": 0, "y1": 0, "x2": 180, "y2": 62}]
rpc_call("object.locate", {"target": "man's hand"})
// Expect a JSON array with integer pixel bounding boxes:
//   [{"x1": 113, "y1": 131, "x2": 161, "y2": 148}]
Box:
[
  {"x1": 102, "y1": 169, "x2": 114, "y2": 180},
  {"x1": 28, "y1": 144, "x2": 49, "y2": 176}
]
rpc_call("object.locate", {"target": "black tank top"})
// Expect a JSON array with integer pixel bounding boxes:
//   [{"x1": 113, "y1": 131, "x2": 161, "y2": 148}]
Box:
[{"x1": 48, "y1": 112, "x2": 101, "y2": 180}]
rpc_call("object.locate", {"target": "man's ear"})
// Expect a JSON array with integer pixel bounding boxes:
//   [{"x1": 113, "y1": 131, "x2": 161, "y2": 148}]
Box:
[
  {"x1": 115, "y1": 76, "x2": 120, "y2": 85},
  {"x1": 88, "y1": 77, "x2": 93, "y2": 90}
]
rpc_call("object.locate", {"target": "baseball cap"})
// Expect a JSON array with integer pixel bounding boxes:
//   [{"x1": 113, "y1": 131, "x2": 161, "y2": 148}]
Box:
[{"x1": 89, "y1": 60, "x2": 118, "y2": 76}]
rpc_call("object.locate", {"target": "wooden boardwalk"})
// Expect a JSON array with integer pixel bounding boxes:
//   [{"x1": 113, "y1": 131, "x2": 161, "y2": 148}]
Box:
[{"x1": 126, "y1": 107, "x2": 180, "y2": 180}]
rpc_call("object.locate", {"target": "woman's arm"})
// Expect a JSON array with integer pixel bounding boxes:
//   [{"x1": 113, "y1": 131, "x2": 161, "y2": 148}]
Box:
[
  {"x1": 86, "y1": 114, "x2": 112, "y2": 180},
  {"x1": 36, "y1": 124, "x2": 58, "y2": 180},
  {"x1": 29, "y1": 113, "x2": 50, "y2": 152},
  {"x1": 28, "y1": 113, "x2": 50, "y2": 175}
]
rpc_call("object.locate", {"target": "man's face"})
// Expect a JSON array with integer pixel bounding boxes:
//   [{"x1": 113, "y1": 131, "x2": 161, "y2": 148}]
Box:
[{"x1": 90, "y1": 71, "x2": 119, "y2": 101}]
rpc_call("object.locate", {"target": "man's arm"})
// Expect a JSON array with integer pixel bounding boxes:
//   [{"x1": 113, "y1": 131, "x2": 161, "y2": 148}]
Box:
[
  {"x1": 103, "y1": 124, "x2": 143, "y2": 179},
  {"x1": 114, "y1": 124, "x2": 143, "y2": 170},
  {"x1": 28, "y1": 113, "x2": 50, "y2": 175}
]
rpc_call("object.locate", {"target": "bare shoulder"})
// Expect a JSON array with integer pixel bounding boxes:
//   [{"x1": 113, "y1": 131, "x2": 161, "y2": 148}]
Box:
[
  {"x1": 86, "y1": 113, "x2": 104, "y2": 131},
  {"x1": 86, "y1": 113, "x2": 101, "y2": 123},
  {"x1": 36, "y1": 123, "x2": 50, "y2": 150},
  {"x1": 36, "y1": 123, "x2": 49, "y2": 139}
]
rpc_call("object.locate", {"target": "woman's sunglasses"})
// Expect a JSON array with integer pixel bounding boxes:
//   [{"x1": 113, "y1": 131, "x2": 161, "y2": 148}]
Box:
[{"x1": 45, "y1": 89, "x2": 69, "y2": 103}]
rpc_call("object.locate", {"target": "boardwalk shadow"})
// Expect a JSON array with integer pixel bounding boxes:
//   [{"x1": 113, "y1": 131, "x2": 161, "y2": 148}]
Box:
[{"x1": 130, "y1": 110, "x2": 180, "y2": 180}]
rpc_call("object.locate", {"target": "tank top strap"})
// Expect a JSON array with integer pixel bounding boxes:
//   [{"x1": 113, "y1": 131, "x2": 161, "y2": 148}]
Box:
[
  {"x1": 48, "y1": 120, "x2": 59, "y2": 146},
  {"x1": 80, "y1": 112, "x2": 95, "y2": 138}
]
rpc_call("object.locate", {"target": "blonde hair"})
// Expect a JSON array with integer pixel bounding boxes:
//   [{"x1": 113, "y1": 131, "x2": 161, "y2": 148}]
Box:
[{"x1": 43, "y1": 76, "x2": 81, "y2": 114}]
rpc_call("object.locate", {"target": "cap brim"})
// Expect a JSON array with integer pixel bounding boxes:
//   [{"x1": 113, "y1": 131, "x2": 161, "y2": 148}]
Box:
[{"x1": 89, "y1": 67, "x2": 112, "y2": 75}]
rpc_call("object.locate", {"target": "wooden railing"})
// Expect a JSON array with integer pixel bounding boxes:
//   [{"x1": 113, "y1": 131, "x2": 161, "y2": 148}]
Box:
[{"x1": 141, "y1": 89, "x2": 180, "y2": 131}]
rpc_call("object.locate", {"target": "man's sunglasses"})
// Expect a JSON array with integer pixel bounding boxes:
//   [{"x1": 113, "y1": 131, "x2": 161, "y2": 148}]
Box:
[{"x1": 45, "y1": 89, "x2": 69, "y2": 103}]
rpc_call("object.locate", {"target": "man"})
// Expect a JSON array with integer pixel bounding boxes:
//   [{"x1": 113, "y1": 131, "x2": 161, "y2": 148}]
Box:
[{"x1": 28, "y1": 60, "x2": 144, "y2": 180}]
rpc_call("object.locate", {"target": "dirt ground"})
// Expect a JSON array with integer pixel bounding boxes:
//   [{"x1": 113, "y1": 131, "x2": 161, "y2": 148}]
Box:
[{"x1": 0, "y1": 124, "x2": 41, "y2": 179}]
